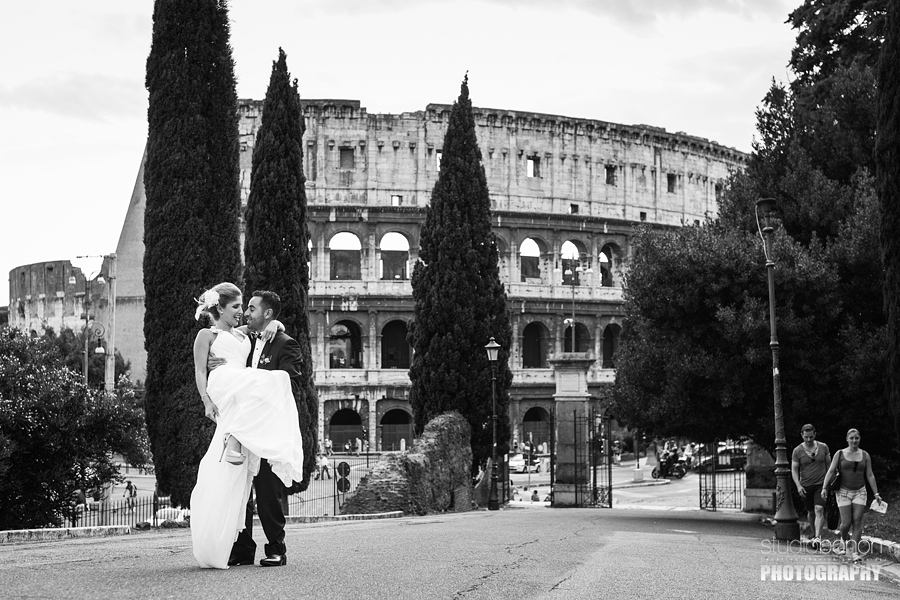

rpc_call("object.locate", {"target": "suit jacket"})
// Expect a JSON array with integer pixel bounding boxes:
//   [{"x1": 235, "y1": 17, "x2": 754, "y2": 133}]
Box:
[{"x1": 247, "y1": 331, "x2": 303, "y2": 405}]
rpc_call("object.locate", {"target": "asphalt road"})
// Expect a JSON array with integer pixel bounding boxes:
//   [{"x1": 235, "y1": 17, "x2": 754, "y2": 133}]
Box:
[{"x1": 2, "y1": 508, "x2": 896, "y2": 599}]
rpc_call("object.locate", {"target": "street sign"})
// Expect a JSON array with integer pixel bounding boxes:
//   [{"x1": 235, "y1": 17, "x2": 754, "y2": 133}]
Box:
[
  {"x1": 337, "y1": 462, "x2": 351, "y2": 477},
  {"x1": 336, "y1": 478, "x2": 351, "y2": 493}
]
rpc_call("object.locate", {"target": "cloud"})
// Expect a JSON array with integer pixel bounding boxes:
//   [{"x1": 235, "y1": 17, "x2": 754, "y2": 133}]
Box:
[
  {"x1": 0, "y1": 73, "x2": 146, "y2": 123},
  {"x1": 290, "y1": 0, "x2": 793, "y2": 27}
]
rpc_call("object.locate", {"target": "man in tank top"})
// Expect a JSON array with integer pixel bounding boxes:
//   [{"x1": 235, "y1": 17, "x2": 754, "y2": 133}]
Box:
[{"x1": 791, "y1": 424, "x2": 830, "y2": 546}]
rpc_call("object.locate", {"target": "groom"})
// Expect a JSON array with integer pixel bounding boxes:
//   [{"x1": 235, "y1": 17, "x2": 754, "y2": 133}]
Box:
[{"x1": 228, "y1": 290, "x2": 304, "y2": 568}]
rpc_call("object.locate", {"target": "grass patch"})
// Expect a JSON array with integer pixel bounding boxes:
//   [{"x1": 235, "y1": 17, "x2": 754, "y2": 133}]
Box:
[{"x1": 863, "y1": 481, "x2": 900, "y2": 542}]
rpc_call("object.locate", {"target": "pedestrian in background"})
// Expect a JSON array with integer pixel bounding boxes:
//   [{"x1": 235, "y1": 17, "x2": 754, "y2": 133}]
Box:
[
  {"x1": 316, "y1": 453, "x2": 331, "y2": 480},
  {"x1": 123, "y1": 480, "x2": 137, "y2": 512},
  {"x1": 790, "y1": 424, "x2": 830, "y2": 546},
  {"x1": 822, "y1": 428, "x2": 882, "y2": 560}
]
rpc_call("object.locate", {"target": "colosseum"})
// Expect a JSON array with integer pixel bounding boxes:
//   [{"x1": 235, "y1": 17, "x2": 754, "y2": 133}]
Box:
[{"x1": 9, "y1": 98, "x2": 746, "y2": 453}]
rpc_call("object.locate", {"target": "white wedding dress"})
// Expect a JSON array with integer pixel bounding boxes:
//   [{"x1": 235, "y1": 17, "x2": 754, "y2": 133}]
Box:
[{"x1": 190, "y1": 328, "x2": 304, "y2": 569}]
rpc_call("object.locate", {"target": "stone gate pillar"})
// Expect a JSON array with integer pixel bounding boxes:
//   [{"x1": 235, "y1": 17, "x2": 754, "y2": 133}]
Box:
[{"x1": 549, "y1": 354, "x2": 594, "y2": 507}]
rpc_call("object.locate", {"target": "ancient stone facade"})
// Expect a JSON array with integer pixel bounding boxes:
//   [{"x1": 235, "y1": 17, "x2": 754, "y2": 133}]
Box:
[
  {"x1": 8, "y1": 260, "x2": 111, "y2": 339},
  {"x1": 9, "y1": 98, "x2": 746, "y2": 454}
]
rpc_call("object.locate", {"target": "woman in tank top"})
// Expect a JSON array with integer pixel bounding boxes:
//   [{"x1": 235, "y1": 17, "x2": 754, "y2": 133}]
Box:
[{"x1": 822, "y1": 428, "x2": 882, "y2": 560}]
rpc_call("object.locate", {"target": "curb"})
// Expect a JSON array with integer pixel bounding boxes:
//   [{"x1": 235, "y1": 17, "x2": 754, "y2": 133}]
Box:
[
  {"x1": 279, "y1": 511, "x2": 403, "y2": 525},
  {"x1": 1, "y1": 525, "x2": 130, "y2": 544},
  {"x1": 614, "y1": 479, "x2": 671, "y2": 490},
  {"x1": 1, "y1": 511, "x2": 405, "y2": 544}
]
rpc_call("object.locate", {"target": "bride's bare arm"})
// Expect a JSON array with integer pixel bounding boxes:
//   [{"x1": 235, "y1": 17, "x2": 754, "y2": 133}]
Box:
[{"x1": 193, "y1": 329, "x2": 218, "y2": 422}]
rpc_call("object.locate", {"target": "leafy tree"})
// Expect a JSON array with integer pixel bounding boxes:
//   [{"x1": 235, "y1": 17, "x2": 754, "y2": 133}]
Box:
[
  {"x1": 42, "y1": 327, "x2": 131, "y2": 390},
  {"x1": 876, "y1": 0, "x2": 900, "y2": 444},
  {"x1": 144, "y1": 0, "x2": 242, "y2": 505},
  {"x1": 0, "y1": 329, "x2": 150, "y2": 529},
  {"x1": 610, "y1": 223, "x2": 847, "y2": 449},
  {"x1": 242, "y1": 48, "x2": 318, "y2": 492},
  {"x1": 408, "y1": 76, "x2": 513, "y2": 473}
]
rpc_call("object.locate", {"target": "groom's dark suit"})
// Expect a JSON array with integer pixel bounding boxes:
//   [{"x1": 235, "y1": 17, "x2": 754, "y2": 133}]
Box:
[{"x1": 229, "y1": 330, "x2": 303, "y2": 566}]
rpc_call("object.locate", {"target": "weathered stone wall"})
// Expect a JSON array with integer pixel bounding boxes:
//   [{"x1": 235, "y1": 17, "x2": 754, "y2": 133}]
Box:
[{"x1": 341, "y1": 412, "x2": 473, "y2": 515}]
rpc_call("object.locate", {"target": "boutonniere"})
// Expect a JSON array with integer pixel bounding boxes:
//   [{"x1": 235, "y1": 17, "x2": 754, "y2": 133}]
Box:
[{"x1": 259, "y1": 355, "x2": 272, "y2": 366}]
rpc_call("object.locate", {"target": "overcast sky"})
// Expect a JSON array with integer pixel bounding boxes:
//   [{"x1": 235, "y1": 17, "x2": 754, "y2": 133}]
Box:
[{"x1": 0, "y1": 0, "x2": 799, "y2": 307}]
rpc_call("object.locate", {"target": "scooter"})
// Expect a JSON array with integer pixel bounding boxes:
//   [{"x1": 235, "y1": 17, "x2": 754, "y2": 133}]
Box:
[{"x1": 651, "y1": 458, "x2": 687, "y2": 479}]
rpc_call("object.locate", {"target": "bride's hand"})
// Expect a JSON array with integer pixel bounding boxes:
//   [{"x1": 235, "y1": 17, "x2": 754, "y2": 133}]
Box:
[{"x1": 261, "y1": 319, "x2": 284, "y2": 342}]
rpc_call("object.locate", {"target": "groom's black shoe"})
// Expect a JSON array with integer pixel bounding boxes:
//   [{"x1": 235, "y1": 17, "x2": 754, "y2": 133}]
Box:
[
  {"x1": 227, "y1": 555, "x2": 255, "y2": 567},
  {"x1": 259, "y1": 554, "x2": 287, "y2": 567}
]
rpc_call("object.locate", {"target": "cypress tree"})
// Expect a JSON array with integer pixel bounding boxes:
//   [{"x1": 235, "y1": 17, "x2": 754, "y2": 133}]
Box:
[
  {"x1": 243, "y1": 48, "x2": 318, "y2": 491},
  {"x1": 144, "y1": 0, "x2": 242, "y2": 505},
  {"x1": 877, "y1": 0, "x2": 900, "y2": 444},
  {"x1": 408, "y1": 75, "x2": 513, "y2": 472}
]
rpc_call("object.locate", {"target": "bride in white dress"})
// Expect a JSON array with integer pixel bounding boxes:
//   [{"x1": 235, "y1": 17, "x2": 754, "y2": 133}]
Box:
[{"x1": 189, "y1": 282, "x2": 304, "y2": 569}]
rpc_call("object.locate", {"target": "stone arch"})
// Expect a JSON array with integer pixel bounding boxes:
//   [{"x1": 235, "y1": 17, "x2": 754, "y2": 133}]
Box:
[
  {"x1": 564, "y1": 322, "x2": 591, "y2": 353},
  {"x1": 329, "y1": 231, "x2": 362, "y2": 280},
  {"x1": 329, "y1": 319, "x2": 363, "y2": 368},
  {"x1": 519, "y1": 237, "x2": 550, "y2": 283},
  {"x1": 602, "y1": 323, "x2": 622, "y2": 368},
  {"x1": 560, "y1": 239, "x2": 588, "y2": 285},
  {"x1": 381, "y1": 319, "x2": 410, "y2": 369},
  {"x1": 379, "y1": 231, "x2": 410, "y2": 280},
  {"x1": 328, "y1": 407, "x2": 364, "y2": 452},
  {"x1": 599, "y1": 242, "x2": 623, "y2": 287},
  {"x1": 522, "y1": 406, "x2": 552, "y2": 449},
  {"x1": 522, "y1": 321, "x2": 550, "y2": 368},
  {"x1": 380, "y1": 408, "x2": 414, "y2": 451}
]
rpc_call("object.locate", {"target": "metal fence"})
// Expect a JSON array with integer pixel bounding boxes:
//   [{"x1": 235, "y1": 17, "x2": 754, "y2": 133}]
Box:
[
  {"x1": 286, "y1": 454, "x2": 373, "y2": 517},
  {"x1": 66, "y1": 454, "x2": 376, "y2": 527},
  {"x1": 70, "y1": 495, "x2": 176, "y2": 528},
  {"x1": 697, "y1": 441, "x2": 746, "y2": 510}
]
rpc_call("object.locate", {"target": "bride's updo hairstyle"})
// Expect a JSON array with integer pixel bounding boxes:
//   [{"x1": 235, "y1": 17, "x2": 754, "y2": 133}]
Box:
[{"x1": 195, "y1": 282, "x2": 242, "y2": 325}]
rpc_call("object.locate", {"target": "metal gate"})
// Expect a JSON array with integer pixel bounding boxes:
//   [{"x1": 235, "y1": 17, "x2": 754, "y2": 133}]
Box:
[
  {"x1": 697, "y1": 441, "x2": 746, "y2": 510},
  {"x1": 573, "y1": 411, "x2": 613, "y2": 508}
]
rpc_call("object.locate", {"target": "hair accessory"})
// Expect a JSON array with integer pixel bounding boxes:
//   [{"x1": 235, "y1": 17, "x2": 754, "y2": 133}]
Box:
[{"x1": 194, "y1": 289, "x2": 220, "y2": 321}]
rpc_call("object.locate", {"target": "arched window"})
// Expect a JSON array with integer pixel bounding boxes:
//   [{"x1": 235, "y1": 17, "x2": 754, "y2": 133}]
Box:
[
  {"x1": 520, "y1": 238, "x2": 541, "y2": 282},
  {"x1": 329, "y1": 232, "x2": 361, "y2": 280},
  {"x1": 522, "y1": 322, "x2": 548, "y2": 368},
  {"x1": 380, "y1": 409, "x2": 413, "y2": 451},
  {"x1": 564, "y1": 322, "x2": 591, "y2": 353},
  {"x1": 381, "y1": 320, "x2": 410, "y2": 369},
  {"x1": 328, "y1": 408, "x2": 363, "y2": 452},
  {"x1": 329, "y1": 321, "x2": 362, "y2": 368},
  {"x1": 602, "y1": 324, "x2": 622, "y2": 368},
  {"x1": 379, "y1": 232, "x2": 410, "y2": 280}
]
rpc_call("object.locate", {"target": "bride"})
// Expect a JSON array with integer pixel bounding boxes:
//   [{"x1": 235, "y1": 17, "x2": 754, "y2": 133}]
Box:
[{"x1": 189, "y1": 282, "x2": 304, "y2": 569}]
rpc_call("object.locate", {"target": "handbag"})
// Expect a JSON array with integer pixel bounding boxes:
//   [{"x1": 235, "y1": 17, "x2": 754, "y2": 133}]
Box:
[
  {"x1": 827, "y1": 450, "x2": 843, "y2": 492},
  {"x1": 826, "y1": 491, "x2": 840, "y2": 531}
]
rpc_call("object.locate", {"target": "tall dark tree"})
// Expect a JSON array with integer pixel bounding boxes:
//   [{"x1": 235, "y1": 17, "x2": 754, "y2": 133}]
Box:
[
  {"x1": 408, "y1": 76, "x2": 513, "y2": 472},
  {"x1": 242, "y1": 48, "x2": 318, "y2": 491},
  {"x1": 876, "y1": 0, "x2": 900, "y2": 444},
  {"x1": 144, "y1": 0, "x2": 242, "y2": 505}
]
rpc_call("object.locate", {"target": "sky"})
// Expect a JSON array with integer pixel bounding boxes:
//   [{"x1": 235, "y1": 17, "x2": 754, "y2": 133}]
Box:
[{"x1": 0, "y1": 0, "x2": 800, "y2": 307}]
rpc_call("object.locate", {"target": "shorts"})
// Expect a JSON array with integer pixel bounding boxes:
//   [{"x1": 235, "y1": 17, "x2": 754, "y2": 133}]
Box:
[
  {"x1": 802, "y1": 484, "x2": 825, "y2": 512},
  {"x1": 836, "y1": 487, "x2": 867, "y2": 507}
]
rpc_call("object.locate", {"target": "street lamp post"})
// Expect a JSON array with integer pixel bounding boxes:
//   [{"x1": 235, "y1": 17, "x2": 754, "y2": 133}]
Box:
[
  {"x1": 755, "y1": 198, "x2": 800, "y2": 541},
  {"x1": 485, "y1": 337, "x2": 501, "y2": 511},
  {"x1": 69, "y1": 267, "x2": 106, "y2": 388}
]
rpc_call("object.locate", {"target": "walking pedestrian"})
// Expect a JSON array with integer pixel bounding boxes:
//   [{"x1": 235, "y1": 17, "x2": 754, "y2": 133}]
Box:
[
  {"x1": 822, "y1": 428, "x2": 882, "y2": 560},
  {"x1": 123, "y1": 480, "x2": 137, "y2": 512},
  {"x1": 317, "y1": 453, "x2": 331, "y2": 479},
  {"x1": 790, "y1": 424, "x2": 830, "y2": 546}
]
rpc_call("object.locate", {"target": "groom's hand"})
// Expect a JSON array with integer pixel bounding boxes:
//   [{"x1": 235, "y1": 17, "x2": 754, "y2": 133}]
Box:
[{"x1": 207, "y1": 353, "x2": 226, "y2": 371}]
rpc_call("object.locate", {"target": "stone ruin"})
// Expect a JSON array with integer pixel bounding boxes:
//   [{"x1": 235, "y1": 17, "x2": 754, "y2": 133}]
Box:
[{"x1": 340, "y1": 411, "x2": 473, "y2": 516}]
